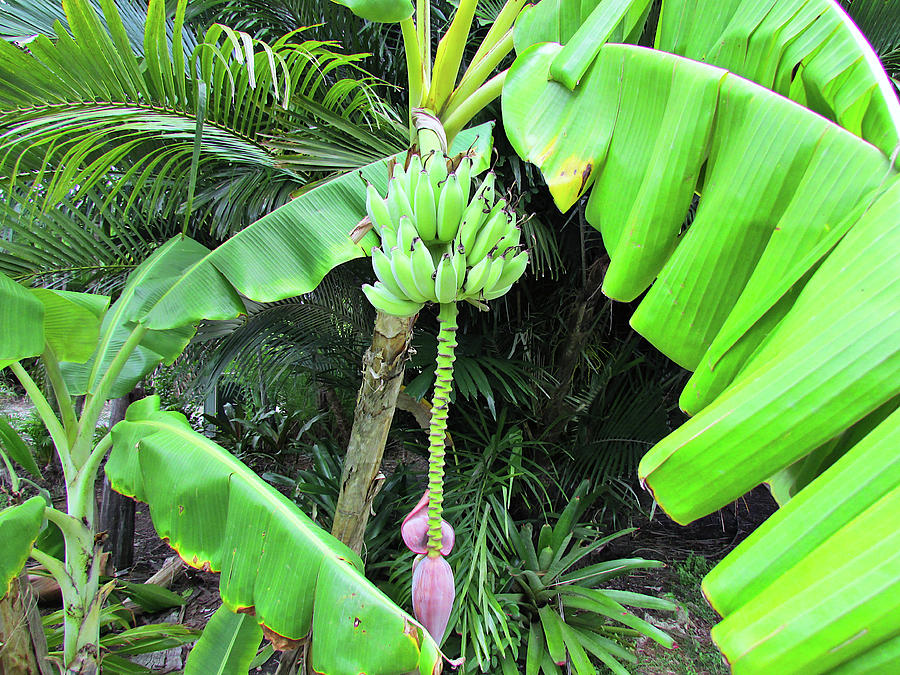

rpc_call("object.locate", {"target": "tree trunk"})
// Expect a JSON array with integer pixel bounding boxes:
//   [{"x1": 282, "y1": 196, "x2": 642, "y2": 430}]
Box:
[
  {"x1": 278, "y1": 311, "x2": 415, "y2": 675},
  {"x1": 99, "y1": 394, "x2": 135, "y2": 571},
  {"x1": 0, "y1": 573, "x2": 52, "y2": 675},
  {"x1": 331, "y1": 310, "x2": 415, "y2": 551}
]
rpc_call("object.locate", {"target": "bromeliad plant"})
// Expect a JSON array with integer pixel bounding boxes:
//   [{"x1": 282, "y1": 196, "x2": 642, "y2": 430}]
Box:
[
  {"x1": 0, "y1": 237, "x2": 447, "y2": 674},
  {"x1": 500, "y1": 483, "x2": 674, "y2": 674}
]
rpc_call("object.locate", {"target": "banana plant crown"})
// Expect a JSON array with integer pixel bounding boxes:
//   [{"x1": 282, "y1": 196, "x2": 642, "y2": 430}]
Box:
[{"x1": 362, "y1": 149, "x2": 529, "y2": 317}]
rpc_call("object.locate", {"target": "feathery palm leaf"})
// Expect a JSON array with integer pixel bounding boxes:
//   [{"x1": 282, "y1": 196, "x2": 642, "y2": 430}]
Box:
[{"x1": 0, "y1": 0, "x2": 404, "y2": 231}]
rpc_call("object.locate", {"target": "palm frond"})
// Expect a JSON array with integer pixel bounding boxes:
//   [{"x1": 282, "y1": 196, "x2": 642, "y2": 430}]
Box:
[{"x1": 0, "y1": 0, "x2": 404, "y2": 230}]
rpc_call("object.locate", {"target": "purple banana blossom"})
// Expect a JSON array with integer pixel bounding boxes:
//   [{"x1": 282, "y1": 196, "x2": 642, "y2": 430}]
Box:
[
  {"x1": 401, "y1": 490, "x2": 455, "y2": 555},
  {"x1": 412, "y1": 554, "x2": 456, "y2": 644}
]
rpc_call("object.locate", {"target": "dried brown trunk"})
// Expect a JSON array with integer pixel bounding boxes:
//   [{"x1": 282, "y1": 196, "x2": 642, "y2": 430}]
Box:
[
  {"x1": 331, "y1": 311, "x2": 415, "y2": 551},
  {"x1": 0, "y1": 573, "x2": 52, "y2": 675}
]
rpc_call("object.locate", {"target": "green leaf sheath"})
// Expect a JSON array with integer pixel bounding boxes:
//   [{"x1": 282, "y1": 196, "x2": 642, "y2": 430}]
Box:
[{"x1": 426, "y1": 302, "x2": 459, "y2": 555}]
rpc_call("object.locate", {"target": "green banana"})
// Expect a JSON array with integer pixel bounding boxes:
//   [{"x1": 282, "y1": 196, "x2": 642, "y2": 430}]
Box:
[
  {"x1": 474, "y1": 170, "x2": 495, "y2": 205},
  {"x1": 426, "y1": 151, "x2": 449, "y2": 194},
  {"x1": 390, "y1": 247, "x2": 431, "y2": 303},
  {"x1": 457, "y1": 196, "x2": 489, "y2": 252},
  {"x1": 414, "y1": 169, "x2": 438, "y2": 241},
  {"x1": 397, "y1": 214, "x2": 418, "y2": 252},
  {"x1": 450, "y1": 243, "x2": 466, "y2": 290},
  {"x1": 492, "y1": 222, "x2": 522, "y2": 259},
  {"x1": 366, "y1": 182, "x2": 390, "y2": 231},
  {"x1": 437, "y1": 172, "x2": 465, "y2": 242},
  {"x1": 493, "y1": 249, "x2": 529, "y2": 289},
  {"x1": 479, "y1": 250, "x2": 506, "y2": 297},
  {"x1": 387, "y1": 177, "x2": 416, "y2": 228},
  {"x1": 467, "y1": 200, "x2": 509, "y2": 263},
  {"x1": 406, "y1": 154, "x2": 423, "y2": 196},
  {"x1": 372, "y1": 246, "x2": 409, "y2": 300},
  {"x1": 362, "y1": 282, "x2": 424, "y2": 317},
  {"x1": 434, "y1": 253, "x2": 458, "y2": 304},
  {"x1": 461, "y1": 254, "x2": 494, "y2": 297},
  {"x1": 482, "y1": 283, "x2": 513, "y2": 301},
  {"x1": 410, "y1": 237, "x2": 438, "y2": 301}
]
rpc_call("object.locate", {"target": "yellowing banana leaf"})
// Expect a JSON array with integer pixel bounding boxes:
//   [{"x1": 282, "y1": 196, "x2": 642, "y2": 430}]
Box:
[
  {"x1": 503, "y1": 5, "x2": 900, "y2": 672},
  {"x1": 61, "y1": 236, "x2": 244, "y2": 398},
  {"x1": 0, "y1": 496, "x2": 44, "y2": 595},
  {"x1": 184, "y1": 605, "x2": 262, "y2": 675},
  {"x1": 188, "y1": 122, "x2": 494, "y2": 304},
  {"x1": 106, "y1": 396, "x2": 440, "y2": 674},
  {"x1": 0, "y1": 271, "x2": 44, "y2": 369}
]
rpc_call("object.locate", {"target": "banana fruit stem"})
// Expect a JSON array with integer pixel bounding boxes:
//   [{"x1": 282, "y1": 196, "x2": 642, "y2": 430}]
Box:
[{"x1": 425, "y1": 301, "x2": 459, "y2": 556}]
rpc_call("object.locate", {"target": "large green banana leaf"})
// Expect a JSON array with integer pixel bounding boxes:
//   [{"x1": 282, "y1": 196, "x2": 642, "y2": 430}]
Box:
[
  {"x1": 61, "y1": 235, "x2": 245, "y2": 398},
  {"x1": 106, "y1": 396, "x2": 440, "y2": 674},
  {"x1": 0, "y1": 497, "x2": 45, "y2": 595},
  {"x1": 0, "y1": 272, "x2": 44, "y2": 369},
  {"x1": 502, "y1": 1, "x2": 900, "y2": 671},
  {"x1": 170, "y1": 122, "x2": 494, "y2": 304}
]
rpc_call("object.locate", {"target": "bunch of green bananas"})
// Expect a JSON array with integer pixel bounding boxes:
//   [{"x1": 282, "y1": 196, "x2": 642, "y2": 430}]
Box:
[{"x1": 362, "y1": 151, "x2": 529, "y2": 317}]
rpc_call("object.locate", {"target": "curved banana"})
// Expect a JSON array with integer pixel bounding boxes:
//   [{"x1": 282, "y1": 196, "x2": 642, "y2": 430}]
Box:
[
  {"x1": 456, "y1": 156, "x2": 473, "y2": 204},
  {"x1": 372, "y1": 246, "x2": 409, "y2": 299},
  {"x1": 481, "y1": 283, "x2": 514, "y2": 301},
  {"x1": 366, "y1": 182, "x2": 390, "y2": 230},
  {"x1": 461, "y1": 254, "x2": 494, "y2": 297},
  {"x1": 390, "y1": 248, "x2": 431, "y2": 303},
  {"x1": 426, "y1": 151, "x2": 449, "y2": 194},
  {"x1": 363, "y1": 282, "x2": 424, "y2": 317},
  {"x1": 493, "y1": 249, "x2": 529, "y2": 290},
  {"x1": 467, "y1": 200, "x2": 508, "y2": 263},
  {"x1": 397, "y1": 214, "x2": 419, "y2": 252},
  {"x1": 457, "y1": 196, "x2": 489, "y2": 252},
  {"x1": 414, "y1": 169, "x2": 438, "y2": 241},
  {"x1": 406, "y1": 154, "x2": 423, "y2": 196},
  {"x1": 479, "y1": 251, "x2": 506, "y2": 297},
  {"x1": 450, "y1": 244, "x2": 466, "y2": 290},
  {"x1": 434, "y1": 253, "x2": 458, "y2": 304},
  {"x1": 410, "y1": 238, "x2": 438, "y2": 301},
  {"x1": 436, "y1": 173, "x2": 464, "y2": 242},
  {"x1": 492, "y1": 223, "x2": 521, "y2": 259},
  {"x1": 473, "y1": 171, "x2": 495, "y2": 205}
]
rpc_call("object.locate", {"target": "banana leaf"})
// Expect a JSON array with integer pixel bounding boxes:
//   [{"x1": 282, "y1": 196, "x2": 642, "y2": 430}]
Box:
[
  {"x1": 61, "y1": 235, "x2": 244, "y2": 398},
  {"x1": 196, "y1": 122, "x2": 494, "y2": 303},
  {"x1": 0, "y1": 416, "x2": 41, "y2": 479},
  {"x1": 0, "y1": 497, "x2": 44, "y2": 595},
  {"x1": 106, "y1": 396, "x2": 440, "y2": 674},
  {"x1": 184, "y1": 605, "x2": 262, "y2": 675},
  {"x1": 503, "y1": 4, "x2": 900, "y2": 671},
  {"x1": 0, "y1": 272, "x2": 44, "y2": 369}
]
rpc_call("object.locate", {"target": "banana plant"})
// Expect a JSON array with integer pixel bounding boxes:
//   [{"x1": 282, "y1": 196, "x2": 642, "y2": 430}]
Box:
[
  {"x1": 0, "y1": 237, "x2": 445, "y2": 674},
  {"x1": 3, "y1": 0, "x2": 899, "y2": 670},
  {"x1": 327, "y1": 0, "x2": 899, "y2": 670}
]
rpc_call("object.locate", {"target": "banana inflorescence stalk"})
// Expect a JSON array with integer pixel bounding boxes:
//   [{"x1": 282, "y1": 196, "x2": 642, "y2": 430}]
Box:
[{"x1": 365, "y1": 139, "x2": 529, "y2": 644}]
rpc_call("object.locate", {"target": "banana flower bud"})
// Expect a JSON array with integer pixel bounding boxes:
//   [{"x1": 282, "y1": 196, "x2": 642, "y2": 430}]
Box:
[
  {"x1": 412, "y1": 554, "x2": 456, "y2": 644},
  {"x1": 401, "y1": 490, "x2": 455, "y2": 555}
]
